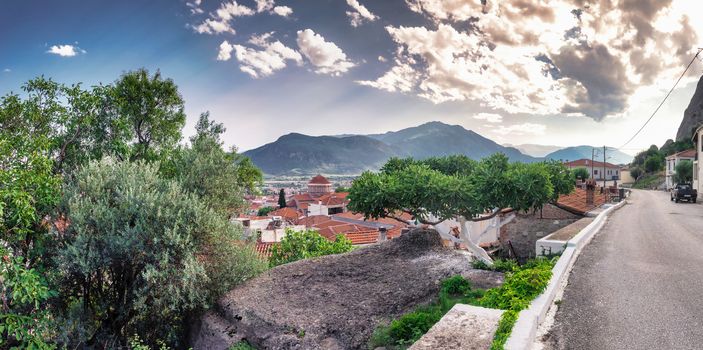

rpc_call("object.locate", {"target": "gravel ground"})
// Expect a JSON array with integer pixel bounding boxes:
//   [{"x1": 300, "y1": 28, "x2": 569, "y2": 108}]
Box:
[{"x1": 543, "y1": 190, "x2": 703, "y2": 349}]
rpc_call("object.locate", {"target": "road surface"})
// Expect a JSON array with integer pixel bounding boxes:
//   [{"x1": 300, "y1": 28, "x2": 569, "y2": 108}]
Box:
[{"x1": 545, "y1": 189, "x2": 703, "y2": 349}]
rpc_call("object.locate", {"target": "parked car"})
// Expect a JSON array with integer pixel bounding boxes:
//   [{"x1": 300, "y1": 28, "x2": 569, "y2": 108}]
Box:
[{"x1": 671, "y1": 183, "x2": 697, "y2": 203}]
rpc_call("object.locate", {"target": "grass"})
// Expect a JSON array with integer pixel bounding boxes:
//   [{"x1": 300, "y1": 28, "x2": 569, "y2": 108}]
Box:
[
  {"x1": 368, "y1": 257, "x2": 558, "y2": 350},
  {"x1": 229, "y1": 341, "x2": 257, "y2": 350},
  {"x1": 632, "y1": 172, "x2": 664, "y2": 189}
]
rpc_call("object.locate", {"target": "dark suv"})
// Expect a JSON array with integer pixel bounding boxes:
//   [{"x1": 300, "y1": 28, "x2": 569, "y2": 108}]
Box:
[{"x1": 671, "y1": 183, "x2": 697, "y2": 203}]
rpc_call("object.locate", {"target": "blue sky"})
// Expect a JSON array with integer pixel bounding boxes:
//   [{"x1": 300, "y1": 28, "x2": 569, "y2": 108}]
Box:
[{"x1": 1, "y1": 0, "x2": 702, "y2": 154}]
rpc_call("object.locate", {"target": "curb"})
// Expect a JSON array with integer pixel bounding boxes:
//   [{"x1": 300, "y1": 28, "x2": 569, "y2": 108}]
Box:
[{"x1": 504, "y1": 199, "x2": 627, "y2": 350}]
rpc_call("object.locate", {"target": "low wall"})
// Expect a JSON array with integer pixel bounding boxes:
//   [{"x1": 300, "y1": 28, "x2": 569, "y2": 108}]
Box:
[{"x1": 504, "y1": 199, "x2": 627, "y2": 350}]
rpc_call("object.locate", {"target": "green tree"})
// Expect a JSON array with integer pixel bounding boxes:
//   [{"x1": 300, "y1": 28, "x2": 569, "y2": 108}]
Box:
[
  {"x1": 269, "y1": 229, "x2": 353, "y2": 267},
  {"x1": 573, "y1": 167, "x2": 590, "y2": 181},
  {"x1": 112, "y1": 69, "x2": 186, "y2": 162},
  {"x1": 674, "y1": 160, "x2": 694, "y2": 184},
  {"x1": 629, "y1": 167, "x2": 643, "y2": 180},
  {"x1": 644, "y1": 156, "x2": 664, "y2": 173},
  {"x1": 170, "y1": 112, "x2": 261, "y2": 216},
  {"x1": 348, "y1": 154, "x2": 573, "y2": 263},
  {"x1": 56, "y1": 158, "x2": 264, "y2": 347},
  {"x1": 278, "y1": 189, "x2": 287, "y2": 208},
  {"x1": 257, "y1": 206, "x2": 275, "y2": 216}
]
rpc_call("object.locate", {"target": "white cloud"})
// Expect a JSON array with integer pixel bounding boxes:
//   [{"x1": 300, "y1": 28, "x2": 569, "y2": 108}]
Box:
[
  {"x1": 255, "y1": 0, "x2": 274, "y2": 12},
  {"x1": 232, "y1": 33, "x2": 303, "y2": 78},
  {"x1": 47, "y1": 44, "x2": 85, "y2": 57},
  {"x1": 345, "y1": 0, "x2": 378, "y2": 27},
  {"x1": 493, "y1": 123, "x2": 547, "y2": 136},
  {"x1": 361, "y1": 0, "x2": 702, "y2": 121},
  {"x1": 377, "y1": 55, "x2": 387, "y2": 62},
  {"x1": 2, "y1": 68, "x2": 10, "y2": 73},
  {"x1": 217, "y1": 40, "x2": 234, "y2": 61},
  {"x1": 473, "y1": 113, "x2": 503, "y2": 123},
  {"x1": 272, "y1": 6, "x2": 293, "y2": 17},
  {"x1": 186, "y1": 0, "x2": 204, "y2": 14},
  {"x1": 296, "y1": 29, "x2": 355, "y2": 76},
  {"x1": 192, "y1": 1, "x2": 254, "y2": 35}
]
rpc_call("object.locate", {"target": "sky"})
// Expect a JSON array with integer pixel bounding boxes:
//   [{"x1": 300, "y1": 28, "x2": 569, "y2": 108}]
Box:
[{"x1": 1, "y1": 0, "x2": 703, "y2": 155}]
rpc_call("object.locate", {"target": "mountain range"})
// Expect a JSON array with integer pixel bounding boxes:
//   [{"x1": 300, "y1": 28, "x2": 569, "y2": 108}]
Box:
[{"x1": 244, "y1": 121, "x2": 633, "y2": 175}]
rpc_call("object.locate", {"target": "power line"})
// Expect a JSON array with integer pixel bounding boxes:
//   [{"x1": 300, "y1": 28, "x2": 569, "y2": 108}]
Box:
[{"x1": 618, "y1": 48, "x2": 703, "y2": 150}]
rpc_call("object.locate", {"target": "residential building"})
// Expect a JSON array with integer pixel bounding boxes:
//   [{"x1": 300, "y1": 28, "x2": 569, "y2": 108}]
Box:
[
  {"x1": 665, "y1": 149, "x2": 696, "y2": 189},
  {"x1": 564, "y1": 159, "x2": 620, "y2": 181},
  {"x1": 692, "y1": 125, "x2": 703, "y2": 193},
  {"x1": 619, "y1": 166, "x2": 635, "y2": 184}
]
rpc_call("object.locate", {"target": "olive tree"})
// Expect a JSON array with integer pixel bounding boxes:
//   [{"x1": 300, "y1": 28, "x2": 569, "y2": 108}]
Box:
[
  {"x1": 348, "y1": 154, "x2": 574, "y2": 263},
  {"x1": 56, "y1": 158, "x2": 265, "y2": 347}
]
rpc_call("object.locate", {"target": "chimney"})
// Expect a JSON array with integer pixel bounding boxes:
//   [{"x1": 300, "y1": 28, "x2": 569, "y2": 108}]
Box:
[
  {"x1": 586, "y1": 179, "x2": 595, "y2": 205},
  {"x1": 378, "y1": 227, "x2": 388, "y2": 242}
]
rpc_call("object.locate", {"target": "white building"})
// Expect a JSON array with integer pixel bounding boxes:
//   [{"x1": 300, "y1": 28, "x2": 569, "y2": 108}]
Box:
[
  {"x1": 693, "y1": 125, "x2": 703, "y2": 193},
  {"x1": 665, "y1": 149, "x2": 696, "y2": 190},
  {"x1": 564, "y1": 159, "x2": 620, "y2": 181}
]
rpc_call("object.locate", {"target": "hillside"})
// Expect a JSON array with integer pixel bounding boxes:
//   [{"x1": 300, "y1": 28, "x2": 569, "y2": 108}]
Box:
[
  {"x1": 243, "y1": 133, "x2": 401, "y2": 175},
  {"x1": 505, "y1": 143, "x2": 562, "y2": 157},
  {"x1": 545, "y1": 146, "x2": 633, "y2": 165},
  {"x1": 676, "y1": 75, "x2": 703, "y2": 141},
  {"x1": 368, "y1": 121, "x2": 538, "y2": 163},
  {"x1": 245, "y1": 122, "x2": 540, "y2": 175}
]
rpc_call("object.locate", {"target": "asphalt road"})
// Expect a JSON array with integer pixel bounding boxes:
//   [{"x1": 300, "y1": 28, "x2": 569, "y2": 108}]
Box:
[{"x1": 545, "y1": 189, "x2": 703, "y2": 350}]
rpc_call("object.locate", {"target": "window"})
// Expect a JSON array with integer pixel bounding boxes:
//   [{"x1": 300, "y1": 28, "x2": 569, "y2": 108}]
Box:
[{"x1": 594, "y1": 169, "x2": 598, "y2": 175}]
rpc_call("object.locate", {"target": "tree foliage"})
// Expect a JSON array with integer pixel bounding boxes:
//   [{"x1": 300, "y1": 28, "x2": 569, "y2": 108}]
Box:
[
  {"x1": 573, "y1": 167, "x2": 590, "y2": 181},
  {"x1": 348, "y1": 154, "x2": 574, "y2": 224},
  {"x1": 56, "y1": 159, "x2": 265, "y2": 347},
  {"x1": 269, "y1": 229, "x2": 353, "y2": 267},
  {"x1": 675, "y1": 160, "x2": 694, "y2": 184},
  {"x1": 278, "y1": 189, "x2": 287, "y2": 208}
]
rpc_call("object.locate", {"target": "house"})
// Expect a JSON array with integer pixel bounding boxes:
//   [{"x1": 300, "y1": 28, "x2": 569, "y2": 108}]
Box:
[
  {"x1": 564, "y1": 159, "x2": 620, "y2": 181},
  {"x1": 692, "y1": 125, "x2": 703, "y2": 193},
  {"x1": 287, "y1": 175, "x2": 350, "y2": 215},
  {"x1": 665, "y1": 149, "x2": 696, "y2": 190},
  {"x1": 619, "y1": 166, "x2": 635, "y2": 184}
]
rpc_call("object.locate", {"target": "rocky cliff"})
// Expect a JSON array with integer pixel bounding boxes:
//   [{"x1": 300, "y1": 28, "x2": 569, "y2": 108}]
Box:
[{"x1": 676, "y1": 75, "x2": 703, "y2": 141}]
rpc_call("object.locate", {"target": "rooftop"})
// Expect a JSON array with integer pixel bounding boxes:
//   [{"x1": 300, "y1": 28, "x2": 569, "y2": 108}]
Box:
[
  {"x1": 309, "y1": 174, "x2": 331, "y2": 185},
  {"x1": 565, "y1": 159, "x2": 619, "y2": 168}
]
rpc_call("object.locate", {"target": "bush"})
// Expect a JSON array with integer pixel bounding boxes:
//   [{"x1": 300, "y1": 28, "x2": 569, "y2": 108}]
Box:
[
  {"x1": 56, "y1": 158, "x2": 265, "y2": 347},
  {"x1": 257, "y1": 206, "x2": 275, "y2": 216},
  {"x1": 269, "y1": 229, "x2": 353, "y2": 267},
  {"x1": 573, "y1": 167, "x2": 590, "y2": 181},
  {"x1": 472, "y1": 258, "x2": 518, "y2": 273},
  {"x1": 644, "y1": 156, "x2": 664, "y2": 173}
]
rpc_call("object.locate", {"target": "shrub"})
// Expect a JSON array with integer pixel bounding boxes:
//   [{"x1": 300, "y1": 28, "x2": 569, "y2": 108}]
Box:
[
  {"x1": 269, "y1": 229, "x2": 353, "y2": 267},
  {"x1": 388, "y1": 306, "x2": 444, "y2": 345},
  {"x1": 573, "y1": 167, "x2": 590, "y2": 181},
  {"x1": 472, "y1": 258, "x2": 518, "y2": 273},
  {"x1": 56, "y1": 158, "x2": 265, "y2": 347},
  {"x1": 257, "y1": 206, "x2": 275, "y2": 216}
]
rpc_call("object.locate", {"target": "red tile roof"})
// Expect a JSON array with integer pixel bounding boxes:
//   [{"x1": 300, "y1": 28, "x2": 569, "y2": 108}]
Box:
[
  {"x1": 269, "y1": 207, "x2": 302, "y2": 222},
  {"x1": 667, "y1": 149, "x2": 696, "y2": 159},
  {"x1": 556, "y1": 187, "x2": 607, "y2": 215},
  {"x1": 309, "y1": 174, "x2": 331, "y2": 184},
  {"x1": 296, "y1": 215, "x2": 333, "y2": 226},
  {"x1": 255, "y1": 241, "x2": 277, "y2": 259},
  {"x1": 565, "y1": 159, "x2": 619, "y2": 168},
  {"x1": 317, "y1": 193, "x2": 349, "y2": 206}
]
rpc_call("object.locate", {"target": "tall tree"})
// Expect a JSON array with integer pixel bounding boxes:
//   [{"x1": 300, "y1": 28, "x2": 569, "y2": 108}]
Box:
[
  {"x1": 675, "y1": 160, "x2": 694, "y2": 184},
  {"x1": 112, "y1": 69, "x2": 186, "y2": 162},
  {"x1": 170, "y1": 112, "x2": 262, "y2": 216},
  {"x1": 278, "y1": 188, "x2": 287, "y2": 208}
]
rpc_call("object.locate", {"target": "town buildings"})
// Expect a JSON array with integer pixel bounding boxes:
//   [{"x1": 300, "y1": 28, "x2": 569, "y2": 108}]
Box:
[
  {"x1": 665, "y1": 149, "x2": 696, "y2": 189},
  {"x1": 692, "y1": 125, "x2": 703, "y2": 193},
  {"x1": 564, "y1": 159, "x2": 620, "y2": 181}
]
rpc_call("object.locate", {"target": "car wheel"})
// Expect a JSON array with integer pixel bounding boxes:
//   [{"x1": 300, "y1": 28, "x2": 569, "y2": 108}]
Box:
[
  {"x1": 671, "y1": 196, "x2": 674, "y2": 201},
  {"x1": 675, "y1": 198, "x2": 679, "y2": 203}
]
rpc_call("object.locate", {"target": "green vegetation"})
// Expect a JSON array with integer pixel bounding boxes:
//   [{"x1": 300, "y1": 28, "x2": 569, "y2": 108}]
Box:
[
  {"x1": 349, "y1": 155, "x2": 574, "y2": 225},
  {"x1": 257, "y1": 206, "x2": 276, "y2": 216},
  {"x1": 269, "y1": 229, "x2": 354, "y2": 267},
  {"x1": 369, "y1": 257, "x2": 557, "y2": 350},
  {"x1": 472, "y1": 258, "x2": 519, "y2": 273},
  {"x1": 632, "y1": 172, "x2": 665, "y2": 189},
  {"x1": 229, "y1": 341, "x2": 257, "y2": 350},
  {"x1": 1, "y1": 71, "x2": 265, "y2": 348},
  {"x1": 629, "y1": 140, "x2": 694, "y2": 187},
  {"x1": 675, "y1": 160, "x2": 693, "y2": 184},
  {"x1": 278, "y1": 188, "x2": 287, "y2": 208},
  {"x1": 573, "y1": 167, "x2": 590, "y2": 181}
]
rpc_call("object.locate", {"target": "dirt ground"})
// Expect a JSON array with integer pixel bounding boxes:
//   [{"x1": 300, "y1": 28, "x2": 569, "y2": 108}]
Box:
[{"x1": 191, "y1": 229, "x2": 504, "y2": 350}]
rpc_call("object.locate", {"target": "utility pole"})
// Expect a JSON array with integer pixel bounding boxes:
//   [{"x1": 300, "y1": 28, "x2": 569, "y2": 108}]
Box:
[
  {"x1": 603, "y1": 145, "x2": 607, "y2": 189},
  {"x1": 591, "y1": 148, "x2": 596, "y2": 180}
]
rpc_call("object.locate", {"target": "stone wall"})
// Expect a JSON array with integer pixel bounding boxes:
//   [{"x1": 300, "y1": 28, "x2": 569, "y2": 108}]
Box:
[{"x1": 500, "y1": 204, "x2": 580, "y2": 261}]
